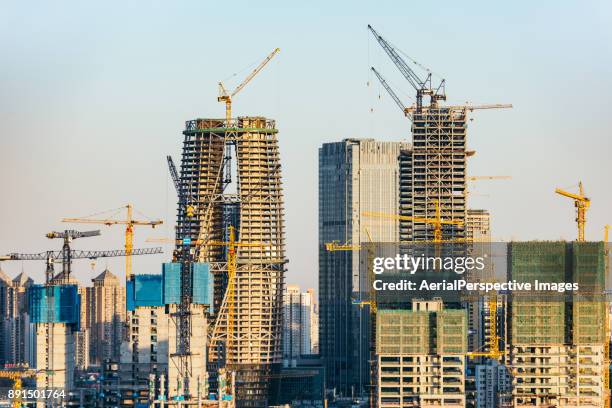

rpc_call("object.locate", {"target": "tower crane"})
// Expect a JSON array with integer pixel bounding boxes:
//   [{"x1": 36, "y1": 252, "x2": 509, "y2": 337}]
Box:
[
  {"x1": 555, "y1": 182, "x2": 590, "y2": 242},
  {"x1": 605, "y1": 225, "x2": 611, "y2": 242},
  {"x1": 162, "y1": 48, "x2": 279, "y2": 399},
  {"x1": 3, "y1": 232, "x2": 161, "y2": 401},
  {"x1": 0, "y1": 369, "x2": 37, "y2": 408},
  {"x1": 370, "y1": 67, "x2": 412, "y2": 120},
  {"x1": 166, "y1": 153, "x2": 200, "y2": 396},
  {"x1": 555, "y1": 182, "x2": 609, "y2": 407},
  {"x1": 207, "y1": 226, "x2": 271, "y2": 357},
  {"x1": 61, "y1": 205, "x2": 163, "y2": 280},
  {"x1": 368, "y1": 24, "x2": 512, "y2": 115},
  {"x1": 217, "y1": 48, "x2": 280, "y2": 126},
  {"x1": 325, "y1": 229, "x2": 376, "y2": 312},
  {"x1": 170, "y1": 153, "x2": 270, "y2": 395},
  {"x1": 368, "y1": 25, "x2": 445, "y2": 110},
  {"x1": 5, "y1": 230, "x2": 162, "y2": 293},
  {"x1": 325, "y1": 229, "x2": 377, "y2": 407},
  {"x1": 167, "y1": 156, "x2": 197, "y2": 219},
  {"x1": 372, "y1": 66, "x2": 514, "y2": 120},
  {"x1": 466, "y1": 295, "x2": 504, "y2": 361},
  {"x1": 362, "y1": 200, "x2": 463, "y2": 243},
  {"x1": 44, "y1": 229, "x2": 100, "y2": 283},
  {"x1": 4, "y1": 247, "x2": 162, "y2": 274},
  {"x1": 217, "y1": 48, "x2": 280, "y2": 186}
]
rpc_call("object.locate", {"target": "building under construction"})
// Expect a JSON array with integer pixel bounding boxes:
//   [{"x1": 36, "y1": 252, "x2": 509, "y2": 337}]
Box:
[
  {"x1": 177, "y1": 116, "x2": 286, "y2": 407},
  {"x1": 509, "y1": 241, "x2": 608, "y2": 408},
  {"x1": 376, "y1": 299, "x2": 468, "y2": 407},
  {"x1": 399, "y1": 106, "x2": 468, "y2": 242}
]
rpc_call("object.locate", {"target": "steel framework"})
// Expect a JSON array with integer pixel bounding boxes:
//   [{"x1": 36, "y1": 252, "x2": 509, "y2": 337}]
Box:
[{"x1": 175, "y1": 116, "x2": 286, "y2": 407}]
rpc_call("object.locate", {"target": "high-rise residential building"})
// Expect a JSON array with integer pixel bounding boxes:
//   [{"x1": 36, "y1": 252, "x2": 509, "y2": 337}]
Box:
[
  {"x1": 87, "y1": 269, "x2": 125, "y2": 366},
  {"x1": 465, "y1": 209, "x2": 494, "y2": 356},
  {"x1": 0, "y1": 271, "x2": 33, "y2": 366},
  {"x1": 283, "y1": 285, "x2": 318, "y2": 366},
  {"x1": 283, "y1": 285, "x2": 304, "y2": 365},
  {"x1": 75, "y1": 286, "x2": 89, "y2": 370},
  {"x1": 120, "y1": 304, "x2": 168, "y2": 403},
  {"x1": 119, "y1": 303, "x2": 209, "y2": 404},
  {"x1": 509, "y1": 241, "x2": 607, "y2": 408},
  {"x1": 475, "y1": 360, "x2": 512, "y2": 408},
  {"x1": 33, "y1": 322, "x2": 75, "y2": 389},
  {"x1": 399, "y1": 107, "x2": 468, "y2": 242},
  {"x1": 119, "y1": 269, "x2": 212, "y2": 405},
  {"x1": 0, "y1": 269, "x2": 9, "y2": 365},
  {"x1": 307, "y1": 288, "x2": 319, "y2": 355},
  {"x1": 177, "y1": 117, "x2": 286, "y2": 407},
  {"x1": 376, "y1": 299, "x2": 468, "y2": 407},
  {"x1": 466, "y1": 209, "x2": 491, "y2": 242},
  {"x1": 29, "y1": 283, "x2": 80, "y2": 395},
  {"x1": 48, "y1": 271, "x2": 91, "y2": 372},
  {"x1": 319, "y1": 138, "x2": 410, "y2": 397}
]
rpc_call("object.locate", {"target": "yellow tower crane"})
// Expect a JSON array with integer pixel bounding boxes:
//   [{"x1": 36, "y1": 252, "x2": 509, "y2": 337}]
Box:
[
  {"x1": 362, "y1": 200, "x2": 463, "y2": 242},
  {"x1": 325, "y1": 229, "x2": 376, "y2": 312},
  {"x1": 555, "y1": 182, "x2": 610, "y2": 407},
  {"x1": 361, "y1": 207, "x2": 503, "y2": 361},
  {"x1": 555, "y1": 182, "x2": 590, "y2": 242},
  {"x1": 0, "y1": 369, "x2": 37, "y2": 408},
  {"x1": 62, "y1": 204, "x2": 162, "y2": 279},
  {"x1": 325, "y1": 229, "x2": 377, "y2": 408},
  {"x1": 605, "y1": 225, "x2": 611, "y2": 242},
  {"x1": 207, "y1": 225, "x2": 271, "y2": 356},
  {"x1": 466, "y1": 296, "x2": 504, "y2": 360},
  {"x1": 217, "y1": 48, "x2": 280, "y2": 125}
]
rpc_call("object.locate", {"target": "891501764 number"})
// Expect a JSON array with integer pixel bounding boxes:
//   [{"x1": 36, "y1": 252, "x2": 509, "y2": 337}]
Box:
[{"x1": 8, "y1": 389, "x2": 66, "y2": 400}]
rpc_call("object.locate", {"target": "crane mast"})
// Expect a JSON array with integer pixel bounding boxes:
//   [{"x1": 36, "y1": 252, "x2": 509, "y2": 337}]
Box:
[
  {"x1": 555, "y1": 181, "x2": 590, "y2": 242},
  {"x1": 167, "y1": 154, "x2": 204, "y2": 399},
  {"x1": 44, "y1": 229, "x2": 100, "y2": 283},
  {"x1": 3, "y1": 232, "x2": 162, "y2": 403}
]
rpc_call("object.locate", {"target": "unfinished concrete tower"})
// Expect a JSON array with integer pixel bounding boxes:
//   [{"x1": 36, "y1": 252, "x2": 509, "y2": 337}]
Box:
[
  {"x1": 399, "y1": 107, "x2": 468, "y2": 241},
  {"x1": 178, "y1": 117, "x2": 286, "y2": 407}
]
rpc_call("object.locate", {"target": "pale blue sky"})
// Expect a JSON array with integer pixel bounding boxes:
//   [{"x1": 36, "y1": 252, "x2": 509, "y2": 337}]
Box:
[{"x1": 1, "y1": 1, "x2": 611, "y2": 290}]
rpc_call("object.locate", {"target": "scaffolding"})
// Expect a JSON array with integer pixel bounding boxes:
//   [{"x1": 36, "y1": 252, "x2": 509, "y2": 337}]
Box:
[
  {"x1": 399, "y1": 107, "x2": 468, "y2": 242},
  {"x1": 375, "y1": 304, "x2": 467, "y2": 408},
  {"x1": 178, "y1": 116, "x2": 286, "y2": 407},
  {"x1": 509, "y1": 241, "x2": 608, "y2": 408}
]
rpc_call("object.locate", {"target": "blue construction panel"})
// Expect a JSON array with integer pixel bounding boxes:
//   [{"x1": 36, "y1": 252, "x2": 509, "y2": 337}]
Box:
[
  {"x1": 134, "y1": 275, "x2": 163, "y2": 307},
  {"x1": 161, "y1": 263, "x2": 212, "y2": 309},
  {"x1": 28, "y1": 284, "x2": 79, "y2": 324},
  {"x1": 193, "y1": 263, "x2": 214, "y2": 310},
  {"x1": 162, "y1": 263, "x2": 181, "y2": 305},
  {"x1": 126, "y1": 279, "x2": 135, "y2": 311},
  {"x1": 127, "y1": 265, "x2": 213, "y2": 310}
]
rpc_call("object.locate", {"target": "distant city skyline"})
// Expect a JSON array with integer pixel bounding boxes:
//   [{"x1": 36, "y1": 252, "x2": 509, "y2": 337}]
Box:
[{"x1": 1, "y1": 0, "x2": 611, "y2": 292}]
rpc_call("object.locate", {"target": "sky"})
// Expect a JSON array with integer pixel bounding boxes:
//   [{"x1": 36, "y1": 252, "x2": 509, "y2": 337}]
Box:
[{"x1": 1, "y1": 0, "x2": 611, "y2": 291}]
